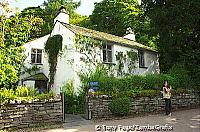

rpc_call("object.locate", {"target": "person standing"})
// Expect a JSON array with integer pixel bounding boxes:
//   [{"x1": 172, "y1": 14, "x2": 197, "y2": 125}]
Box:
[{"x1": 163, "y1": 81, "x2": 172, "y2": 116}]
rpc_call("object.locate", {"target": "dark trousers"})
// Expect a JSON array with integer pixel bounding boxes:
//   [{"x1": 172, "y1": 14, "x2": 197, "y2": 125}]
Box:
[{"x1": 165, "y1": 99, "x2": 172, "y2": 115}]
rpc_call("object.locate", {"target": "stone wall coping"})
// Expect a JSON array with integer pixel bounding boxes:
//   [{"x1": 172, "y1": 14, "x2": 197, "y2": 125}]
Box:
[
  {"x1": 86, "y1": 92, "x2": 199, "y2": 99},
  {"x1": 0, "y1": 99, "x2": 62, "y2": 107}
]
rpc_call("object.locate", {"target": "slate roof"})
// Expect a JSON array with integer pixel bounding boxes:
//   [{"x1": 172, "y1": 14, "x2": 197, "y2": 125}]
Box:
[
  {"x1": 22, "y1": 73, "x2": 48, "y2": 81},
  {"x1": 61, "y1": 22, "x2": 157, "y2": 52}
]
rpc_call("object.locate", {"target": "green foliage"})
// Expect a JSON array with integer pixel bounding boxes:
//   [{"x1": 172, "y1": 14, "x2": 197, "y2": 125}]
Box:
[
  {"x1": 90, "y1": 0, "x2": 141, "y2": 36},
  {"x1": 19, "y1": 7, "x2": 45, "y2": 39},
  {"x1": 179, "y1": 50, "x2": 200, "y2": 89},
  {"x1": 0, "y1": 88, "x2": 15, "y2": 104},
  {"x1": 79, "y1": 64, "x2": 193, "y2": 96},
  {"x1": 142, "y1": 0, "x2": 200, "y2": 75},
  {"x1": 42, "y1": 0, "x2": 81, "y2": 35},
  {"x1": 0, "y1": 87, "x2": 55, "y2": 105},
  {"x1": 21, "y1": 65, "x2": 41, "y2": 75},
  {"x1": 75, "y1": 34, "x2": 103, "y2": 67},
  {"x1": 45, "y1": 35, "x2": 63, "y2": 86},
  {"x1": 36, "y1": 91, "x2": 54, "y2": 101},
  {"x1": 168, "y1": 64, "x2": 193, "y2": 89},
  {"x1": 0, "y1": 2, "x2": 30, "y2": 88},
  {"x1": 108, "y1": 96, "x2": 131, "y2": 116},
  {"x1": 144, "y1": 74, "x2": 176, "y2": 89},
  {"x1": 126, "y1": 89, "x2": 160, "y2": 98},
  {"x1": 87, "y1": 0, "x2": 157, "y2": 48},
  {"x1": 79, "y1": 65, "x2": 110, "y2": 92},
  {"x1": 62, "y1": 81, "x2": 84, "y2": 114},
  {"x1": 15, "y1": 86, "x2": 41, "y2": 97},
  {"x1": 16, "y1": 86, "x2": 29, "y2": 97},
  {"x1": 115, "y1": 50, "x2": 138, "y2": 76}
]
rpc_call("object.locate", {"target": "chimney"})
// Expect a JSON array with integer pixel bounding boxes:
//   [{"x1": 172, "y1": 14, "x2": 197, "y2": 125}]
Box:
[
  {"x1": 54, "y1": 6, "x2": 69, "y2": 24},
  {"x1": 123, "y1": 27, "x2": 136, "y2": 41}
]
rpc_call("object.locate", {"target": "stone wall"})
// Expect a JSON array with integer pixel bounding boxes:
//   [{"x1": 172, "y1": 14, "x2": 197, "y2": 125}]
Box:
[
  {"x1": 0, "y1": 100, "x2": 63, "y2": 130},
  {"x1": 86, "y1": 93, "x2": 200, "y2": 119}
]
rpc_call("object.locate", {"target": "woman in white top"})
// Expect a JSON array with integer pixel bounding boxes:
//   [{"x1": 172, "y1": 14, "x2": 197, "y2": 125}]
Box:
[{"x1": 163, "y1": 81, "x2": 172, "y2": 116}]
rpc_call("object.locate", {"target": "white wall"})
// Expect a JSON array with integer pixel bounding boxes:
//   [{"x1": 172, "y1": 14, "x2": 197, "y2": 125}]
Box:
[
  {"x1": 21, "y1": 22, "x2": 77, "y2": 94},
  {"x1": 21, "y1": 21, "x2": 159, "y2": 94},
  {"x1": 23, "y1": 81, "x2": 35, "y2": 88},
  {"x1": 20, "y1": 35, "x2": 50, "y2": 85},
  {"x1": 113, "y1": 44, "x2": 159, "y2": 76}
]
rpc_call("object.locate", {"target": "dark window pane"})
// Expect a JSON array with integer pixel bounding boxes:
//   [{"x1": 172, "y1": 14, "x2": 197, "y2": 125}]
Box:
[
  {"x1": 37, "y1": 49, "x2": 42, "y2": 53},
  {"x1": 31, "y1": 54, "x2": 36, "y2": 63},
  {"x1": 139, "y1": 51, "x2": 145, "y2": 67},
  {"x1": 103, "y1": 50, "x2": 106, "y2": 62},
  {"x1": 107, "y1": 51, "x2": 112, "y2": 62},
  {"x1": 107, "y1": 45, "x2": 112, "y2": 50},
  {"x1": 37, "y1": 54, "x2": 42, "y2": 63},
  {"x1": 31, "y1": 48, "x2": 42, "y2": 64}
]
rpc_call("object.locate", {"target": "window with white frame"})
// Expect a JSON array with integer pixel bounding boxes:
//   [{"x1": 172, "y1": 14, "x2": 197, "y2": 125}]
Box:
[
  {"x1": 103, "y1": 44, "x2": 113, "y2": 63},
  {"x1": 31, "y1": 48, "x2": 42, "y2": 64},
  {"x1": 139, "y1": 50, "x2": 145, "y2": 67}
]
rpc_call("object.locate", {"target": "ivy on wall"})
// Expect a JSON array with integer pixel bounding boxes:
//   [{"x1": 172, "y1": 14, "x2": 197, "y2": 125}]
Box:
[
  {"x1": 21, "y1": 65, "x2": 41, "y2": 75},
  {"x1": 116, "y1": 50, "x2": 138, "y2": 76},
  {"x1": 75, "y1": 34, "x2": 104, "y2": 67},
  {"x1": 44, "y1": 35, "x2": 63, "y2": 88},
  {"x1": 127, "y1": 50, "x2": 138, "y2": 73}
]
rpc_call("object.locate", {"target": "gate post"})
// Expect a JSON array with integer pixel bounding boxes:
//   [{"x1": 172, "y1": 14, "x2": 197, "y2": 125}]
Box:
[
  {"x1": 61, "y1": 92, "x2": 65, "y2": 122},
  {"x1": 86, "y1": 95, "x2": 92, "y2": 120}
]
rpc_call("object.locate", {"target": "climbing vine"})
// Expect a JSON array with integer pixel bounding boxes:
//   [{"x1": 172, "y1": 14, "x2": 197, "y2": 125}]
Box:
[
  {"x1": 116, "y1": 50, "x2": 138, "y2": 76},
  {"x1": 75, "y1": 34, "x2": 104, "y2": 68},
  {"x1": 21, "y1": 65, "x2": 41, "y2": 75},
  {"x1": 44, "y1": 35, "x2": 63, "y2": 88},
  {"x1": 127, "y1": 50, "x2": 138, "y2": 73},
  {"x1": 115, "y1": 52, "x2": 126, "y2": 76}
]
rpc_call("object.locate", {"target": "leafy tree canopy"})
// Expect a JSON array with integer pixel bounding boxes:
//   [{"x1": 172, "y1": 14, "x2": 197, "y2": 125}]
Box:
[
  {"x1": 87, "y1": 0, "x2": 157, "y2": 49},
  {"x1": 0, "y1": 1, "x2": 28, "y2": 88},
  {"x1": 42, "y1": 0, "x2": 81, "y2": 35},
  {"x1": 142, "y1": 0, "x2": 200, "y2": 86}
]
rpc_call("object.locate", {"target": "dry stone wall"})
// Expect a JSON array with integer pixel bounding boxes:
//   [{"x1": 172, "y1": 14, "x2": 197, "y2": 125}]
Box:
[
  {"x1": 0, "y1": 100, "x2": 63, "y2": 130},
  {"x1": 86, "y1": 93, "x2": 200, "y2": 119}
]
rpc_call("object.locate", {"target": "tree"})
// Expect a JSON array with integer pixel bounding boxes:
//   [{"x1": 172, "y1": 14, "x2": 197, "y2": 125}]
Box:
[
  {"x1": 42, "y1": 0, "x2": 81, "y2": 35},
  {"x1": 142, "y1": 0, "x2": 200, "y2": 69},
  {"x1": 19, "y1": 7, "x2": 45, "y2": 39},
  {"x1": 88, "y1": 0, "x2": 157, "y2": 48},
  {"x1": 0, "y1": 1, "x2": 30, "y2": 88},
  {"x1": 142, "y1": 0, "x2": 200, "y2": 86}
]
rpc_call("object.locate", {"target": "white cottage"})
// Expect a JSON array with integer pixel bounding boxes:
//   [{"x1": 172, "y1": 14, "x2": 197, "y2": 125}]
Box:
[{"x1": 20, "y1": 7, "x2": 159, "y2": 94}]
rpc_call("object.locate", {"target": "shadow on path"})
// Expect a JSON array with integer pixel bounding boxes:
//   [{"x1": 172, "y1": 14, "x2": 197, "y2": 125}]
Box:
[{"x1": 63, "y1": 114, "x2": 94, "y2": 128}]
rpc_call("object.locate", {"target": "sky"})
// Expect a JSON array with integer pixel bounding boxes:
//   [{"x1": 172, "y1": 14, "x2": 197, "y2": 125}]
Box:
[{"x1": 8, "y1": 0, "x2": 103, "y2": 16}]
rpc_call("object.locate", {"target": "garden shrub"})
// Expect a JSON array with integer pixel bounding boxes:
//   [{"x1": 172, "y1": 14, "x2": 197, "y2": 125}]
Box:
[
  {"x1": 0, "y1": 86, "x2": 55, "y2": 105},
  {"x1": 35, "y1": 90, "x2": 54, "y2": 100},
  {"x1": 144, "y1": 74, "x2": 177, "y2": 90},
  {"x1": 61, "y1": 80, "x2": 85, "y2": 114},
  {"x1": 117, "y1": 75, "x2": 145, "y2": 91},
  {"x1": 15, "y1": 86, "x2": 29, "y2": 97},
  {"x1": 168, "y1": 64, "x2": 193, "y2": 89},
  {"x1": 108, "y1": 96, "x2": 131, "y2": 116},
  {"x1": 79, "y1": 64, "x2": 196, "y2": 99},
  {"x1": 0, "y1": 88, "x2": 15, "y2": 104},
  {"x1": 79, "y1": 65, "x2": 110, "y2": 92}
]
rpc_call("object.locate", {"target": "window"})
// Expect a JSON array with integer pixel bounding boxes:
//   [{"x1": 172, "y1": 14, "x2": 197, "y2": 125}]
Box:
[
  {"x1": 139, "y1": 50, "x2": 145, "y2": 67},
  {"x1": 31, "y1": 49, "x2": 42, "y2": 64},
  {"x1": 103, "y1": 44, "x2": 112, "y2": 63}
]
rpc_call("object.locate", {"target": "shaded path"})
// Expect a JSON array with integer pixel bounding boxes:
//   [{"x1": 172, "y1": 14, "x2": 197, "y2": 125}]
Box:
[{"x1": 45, "y1": 108, "x2": 200, "y2": 132}]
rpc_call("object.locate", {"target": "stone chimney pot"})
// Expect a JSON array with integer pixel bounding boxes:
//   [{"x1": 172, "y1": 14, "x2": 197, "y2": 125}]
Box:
[
  {"x1": 123, "y1": 27, "x2": 136, "y2": 41},
  {"x1": 54, "y1": 6, "x2": 69, "y2": 24}
]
